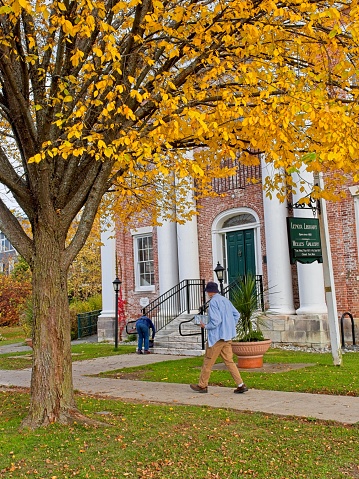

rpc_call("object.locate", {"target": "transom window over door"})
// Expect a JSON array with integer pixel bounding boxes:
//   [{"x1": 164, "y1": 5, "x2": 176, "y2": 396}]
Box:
[
  {"x1": 222, "y1": 213, "x2": 256, "y2": 228},
  {"x1": 134, "y1": 235, "x2": 154, "y2": 290}
]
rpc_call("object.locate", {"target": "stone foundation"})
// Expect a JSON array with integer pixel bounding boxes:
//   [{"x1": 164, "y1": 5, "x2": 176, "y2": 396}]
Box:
[
  {"x1": 97, "y1": 316, "x2": 115, "y2": 343},
  {"x1": 262, "y1": 314, "x2": 331, "y2": 349}
]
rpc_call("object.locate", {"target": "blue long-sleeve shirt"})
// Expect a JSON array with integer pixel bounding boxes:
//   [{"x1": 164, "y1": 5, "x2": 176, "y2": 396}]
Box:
[
  {"x1": 136, "y1": 315, "x2": 156, "y2": 338},
  {"x1": 205, "y1": 293, "x2": 240, "y2": 347}
]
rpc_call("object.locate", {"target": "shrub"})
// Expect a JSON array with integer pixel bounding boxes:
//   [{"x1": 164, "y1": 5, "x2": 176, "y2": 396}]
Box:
[
  {"x1": 0, "y1": 275, "x2": 31, "y2": 327},
  {"x1": 19, "y1": 297, "x2": 33, "y2": 337},
  {"x1": 69, "y1": 294, "x2": 102, "y2": 340},
  {"x1": 18, "y1": 294, "x2": 102, "y2": 340}
]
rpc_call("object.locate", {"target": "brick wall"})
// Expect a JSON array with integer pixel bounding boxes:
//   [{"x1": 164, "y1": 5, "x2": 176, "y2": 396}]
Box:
[
  {"x1": 327, "y1": 187, "x2": 359, "y2": 319},
  {"x1": 115, "y1": 219, "x2": 160, "y2": 321},
  {"x1": 196, "y1": 184, "x2": 270, "y2": 300}
]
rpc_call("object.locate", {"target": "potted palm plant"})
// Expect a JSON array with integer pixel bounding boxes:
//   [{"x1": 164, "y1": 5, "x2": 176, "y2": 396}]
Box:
[{"x1": 230, "y1": 274, "x2": 271, "y2": 368}]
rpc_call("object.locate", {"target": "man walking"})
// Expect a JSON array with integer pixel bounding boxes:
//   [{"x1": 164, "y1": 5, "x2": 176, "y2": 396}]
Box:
[{"x1": 190, "y1": 281, "x2": 248, "y2": 394}]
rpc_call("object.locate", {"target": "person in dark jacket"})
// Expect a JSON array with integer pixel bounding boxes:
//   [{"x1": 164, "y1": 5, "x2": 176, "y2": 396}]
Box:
[{"x1": 136, "y1": 315, "x2": 156, "y2": 354}]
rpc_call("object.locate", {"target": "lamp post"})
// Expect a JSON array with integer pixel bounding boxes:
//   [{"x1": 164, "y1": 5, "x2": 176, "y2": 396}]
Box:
[
  {"x1": 112, "y1": 277, "x2": 122, "y2": 349},
  {"x1": 214, "y1": 262, "x2": 225, "y2": 296}
]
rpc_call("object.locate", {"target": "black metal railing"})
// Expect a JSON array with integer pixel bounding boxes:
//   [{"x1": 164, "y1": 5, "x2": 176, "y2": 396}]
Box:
[
  {"x1": 179, "y1": 275, "x2": 264, "y2": 347},
  {"x1": 77, "y1": 309, "x2": 101, "y2": 339},
  {"x1": 179, "y1": 315, "x2": 207, "y2": 349},
  {"x1": 126, "y1": 275, "x2": 264, "y2": 349},
  {"x1": 126, "y1": 279, "x2": 206, "y2": 335},
  {"x1": 199, "y1": 275, "x2": 264, "y2": 313},
  {"x1": 211, "y1": 160, "x2": 262, "y2": 194},
  {"x1": 340, "y1": 312, "x2": 356, "y2": 348}
]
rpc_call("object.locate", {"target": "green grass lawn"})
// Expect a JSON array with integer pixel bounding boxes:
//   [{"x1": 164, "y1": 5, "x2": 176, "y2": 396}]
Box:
[
  {"x1": 0, "y1": 343, "x2": 136, "y2": 369},
  {"x1": 0, "y1": 325, "x2": 25, "y2": 345},
  {"x1": 1, "y1": 332, "x2": 359, "y2": 478},
  {"x1": 0, "y1": 390, "x2": 358, "y2": 479},
  {"x1": 1, "y1": 330, "x2": 358, "y2": 396},
  {"x1": 97, "y1": 348, "x2": 359, "y2": 396}
]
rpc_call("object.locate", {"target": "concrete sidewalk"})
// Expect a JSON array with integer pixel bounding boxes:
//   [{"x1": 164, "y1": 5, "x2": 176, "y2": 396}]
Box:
[{"x1": 1, "y1": 348, "x2": 359, "y2": 425}]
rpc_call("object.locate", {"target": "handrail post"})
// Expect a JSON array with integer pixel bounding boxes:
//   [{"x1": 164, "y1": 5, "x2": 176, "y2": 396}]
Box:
[
  {"x1": 202, "y1": 279, "x2": 206, "y2": 307},
  {"x1": 186, "y1": 279, "x2": 190, "y2": 313},
  {"x1": 201, "y1": 327, "x2": 205, "y2": 350},
  {"x1": 340, "y1": 312, "x2": 356, "y2": 348},
  {"x1": 258, "y1": 275, "x2": 264, "y2": 311}
]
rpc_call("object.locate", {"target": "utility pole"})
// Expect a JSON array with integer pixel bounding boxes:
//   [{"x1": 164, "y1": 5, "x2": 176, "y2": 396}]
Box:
[{"x1": 317, "y1": 176, "x2": 342, "y2": 366}]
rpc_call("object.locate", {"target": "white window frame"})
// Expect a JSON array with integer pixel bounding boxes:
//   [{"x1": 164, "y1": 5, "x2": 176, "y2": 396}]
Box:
[
  {"x1": 0, "y1": 234, "x2": 15, "y2": 253},
  {"x1": 132, "y1": 227, "x2": 155, "y2": 292}
]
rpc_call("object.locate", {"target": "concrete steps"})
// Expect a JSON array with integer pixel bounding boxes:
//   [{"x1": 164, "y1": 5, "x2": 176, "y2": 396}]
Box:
[{"x1": 151, "y1": 314, "x2": 205, "y2": 356}]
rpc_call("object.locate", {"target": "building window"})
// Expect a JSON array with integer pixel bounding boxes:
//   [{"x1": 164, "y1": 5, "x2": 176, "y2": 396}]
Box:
[
  {"x1": 0, "y1": 233, "x2": 15, "y2": 253},
  {"x1": 134, "y1": 234, "x2": 154, "y2": 290},
  {"x1": 222, "y1": 213, "x2": 256, "y2": 228}
]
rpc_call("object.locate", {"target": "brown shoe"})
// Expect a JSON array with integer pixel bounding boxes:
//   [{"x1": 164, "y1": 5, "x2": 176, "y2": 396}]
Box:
[
  {"x1": 144, "y1": 350, "x2": 151, "y2": 354},
  {"x1": 190, "y1": 384, "x2": 208, "y2": 393},
  {"x1": 234, "y1": 384, "x2": 248, "y2": 394}
]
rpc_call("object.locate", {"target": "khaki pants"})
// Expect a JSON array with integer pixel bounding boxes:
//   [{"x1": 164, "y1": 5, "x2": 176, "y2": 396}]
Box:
[{"x1": 198, "y1": 340, "x2": 243, "y2": 388}]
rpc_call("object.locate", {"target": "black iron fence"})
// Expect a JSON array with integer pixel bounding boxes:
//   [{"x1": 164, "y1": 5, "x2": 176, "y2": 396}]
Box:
[{"x1": 77, "y1": 309, "x2": 101, "y2": 339}]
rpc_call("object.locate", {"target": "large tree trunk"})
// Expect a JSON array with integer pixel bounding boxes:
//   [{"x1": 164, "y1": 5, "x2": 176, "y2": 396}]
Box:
[{"x1": 21, "y1": 223, "x2": 81, "y2": 429}]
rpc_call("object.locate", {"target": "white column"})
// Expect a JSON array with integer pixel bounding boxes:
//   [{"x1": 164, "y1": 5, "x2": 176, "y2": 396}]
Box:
[
  {"x1": 97, "y1": 225, "x2": 116, "y2": 342},
  {"x1": 262, "y1": 158, "x2": 295, "y2": 314},
  {"x1": 176, "y1": 184, "x2": 200, "y2": 281},
  {"x1": 175, "y1": 154, "x2": 200, "y2": 281},
  {"x1": 177, "y1": 218, "x2": 200, "y2": 281},
  {"x1": 157, "y1": 219, "x2": 179, "y2": 295},
  {"x1": 292, "y1": 170, "x2": 327, "y2": 314}
]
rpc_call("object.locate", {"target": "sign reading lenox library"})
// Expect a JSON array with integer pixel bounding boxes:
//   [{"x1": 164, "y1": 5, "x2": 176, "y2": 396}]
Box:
[{"x1": 286, "y1": 217, "x2": 323, "y2": 264}]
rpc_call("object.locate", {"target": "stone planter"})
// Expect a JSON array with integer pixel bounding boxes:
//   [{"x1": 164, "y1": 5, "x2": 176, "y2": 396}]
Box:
[{"x1": 231, "y1": 339, "x2": 272, "y2": 368}]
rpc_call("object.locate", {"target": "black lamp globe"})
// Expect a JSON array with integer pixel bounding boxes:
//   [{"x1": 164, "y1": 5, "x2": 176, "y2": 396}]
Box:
[{"x1": 214, "y1": 262, "x2": 225, "y2": 295}]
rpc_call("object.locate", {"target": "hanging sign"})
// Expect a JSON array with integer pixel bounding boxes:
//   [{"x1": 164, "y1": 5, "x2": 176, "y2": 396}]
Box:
[{"x1": 286, "y1": 217, "x2": 323, "y2": 264}]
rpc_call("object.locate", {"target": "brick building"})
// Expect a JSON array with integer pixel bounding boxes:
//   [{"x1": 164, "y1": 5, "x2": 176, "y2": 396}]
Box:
[{"x1": 98, "y1": 162, "x2": 359, "y2": 349}]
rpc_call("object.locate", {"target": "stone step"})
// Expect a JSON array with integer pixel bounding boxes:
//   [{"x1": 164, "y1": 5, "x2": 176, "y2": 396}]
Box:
[
  {"x1": 138, "y1": 313, "x2": 205, "y2": 356},
  {"x1": 154, "y1": 336, "x2": 203, "y2": 345},
  {"x1": 152, "y1": 343, "x2": 202, "y2": 352},
  {"x1": 151, "y1": 347, "x2": 204, "y2": 356}
]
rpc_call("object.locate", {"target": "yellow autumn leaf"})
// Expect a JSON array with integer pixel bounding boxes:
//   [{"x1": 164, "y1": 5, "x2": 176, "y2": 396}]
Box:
[{"x1": 28, "y1": 153, "x2": 43, "y2": 163}]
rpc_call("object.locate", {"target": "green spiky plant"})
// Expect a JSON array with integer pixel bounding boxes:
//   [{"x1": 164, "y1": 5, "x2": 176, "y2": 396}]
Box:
[{"x1": 231, "y1": 274, "x2": 266, "y2": 342}]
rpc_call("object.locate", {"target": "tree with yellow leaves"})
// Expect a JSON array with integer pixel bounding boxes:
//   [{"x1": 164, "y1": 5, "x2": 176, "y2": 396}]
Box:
[{"x1": 0, "y1": 0, "x2": 358, "y2": 427}]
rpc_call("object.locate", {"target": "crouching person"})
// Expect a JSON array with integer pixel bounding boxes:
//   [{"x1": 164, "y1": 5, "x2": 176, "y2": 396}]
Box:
[{"x1": 136, "y1": 315, "x2": 156, "y2": 354}]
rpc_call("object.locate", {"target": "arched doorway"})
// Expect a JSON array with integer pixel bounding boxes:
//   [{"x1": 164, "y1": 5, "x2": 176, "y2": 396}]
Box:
[{"x1": 212, "y1": 209, "x2": 261, "y2": 285}]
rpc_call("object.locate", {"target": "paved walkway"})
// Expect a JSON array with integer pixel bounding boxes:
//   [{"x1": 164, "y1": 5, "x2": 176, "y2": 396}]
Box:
[{"x1": 1, "y1": 342, "x2": 359, "y2": 425}]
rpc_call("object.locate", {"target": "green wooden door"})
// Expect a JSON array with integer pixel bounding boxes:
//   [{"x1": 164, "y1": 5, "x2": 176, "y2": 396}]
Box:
[{"x1": 227, "y1": 229, "x2": 256, "y2": 283}]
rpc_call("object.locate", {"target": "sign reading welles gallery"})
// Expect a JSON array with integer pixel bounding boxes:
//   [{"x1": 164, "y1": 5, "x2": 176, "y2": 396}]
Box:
[{"x1": 286, "y1": 217, "x2": 323, "y2": 264}]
